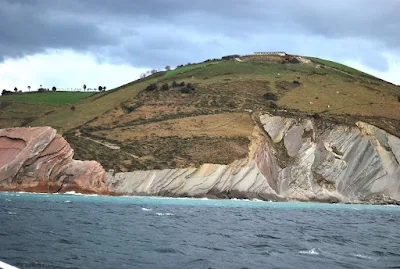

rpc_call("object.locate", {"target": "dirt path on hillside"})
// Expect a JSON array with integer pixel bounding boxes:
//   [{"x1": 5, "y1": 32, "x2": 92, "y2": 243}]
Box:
[{"x1": 82, "y1": 136, "x2": 140, "y2": 159}]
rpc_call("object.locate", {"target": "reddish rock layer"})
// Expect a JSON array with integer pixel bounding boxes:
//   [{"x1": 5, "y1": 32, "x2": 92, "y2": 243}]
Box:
[{"x1": 0, "y1": 127, "x2": 108, "y2": 194}]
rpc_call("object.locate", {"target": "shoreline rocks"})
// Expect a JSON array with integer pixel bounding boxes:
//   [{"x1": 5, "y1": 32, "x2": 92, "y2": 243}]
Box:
[
  {"x1": 0, "y1": 116, "x2": 399, "y2": 205},
  {"x1": 0, "y1": 127, "x2": 108, "y2": 194}
]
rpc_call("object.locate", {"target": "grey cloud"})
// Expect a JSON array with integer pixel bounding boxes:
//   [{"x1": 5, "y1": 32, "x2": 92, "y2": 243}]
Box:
[
  {"x1": 0, "y1": 0, "x2": 116, "y2": 60},
  {"x1": 0, "y1": 0, "x2": 399, "y2": 71}
]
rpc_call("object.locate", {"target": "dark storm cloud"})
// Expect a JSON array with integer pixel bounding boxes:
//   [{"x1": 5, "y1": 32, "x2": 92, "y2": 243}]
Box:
[
  {"x1": 0, "y1": 0, "x2": 116, "y2": 60},
  {"x1": 0, "y1": 0, "x2": 399, "y2": 70}
]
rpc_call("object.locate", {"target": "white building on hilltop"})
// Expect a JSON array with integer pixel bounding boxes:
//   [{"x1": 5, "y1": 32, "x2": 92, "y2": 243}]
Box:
[{"x1": 254, "y1": 52, "x2": 287, "y2": 56}]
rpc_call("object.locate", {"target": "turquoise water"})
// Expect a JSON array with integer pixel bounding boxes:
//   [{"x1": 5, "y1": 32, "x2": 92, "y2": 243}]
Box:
[
  {"x1": 1, "y1": 192, "x2": 400, "y2": 269},
  {"x1": 1, "y1": 191, "x2": 399, "y2": 210}
]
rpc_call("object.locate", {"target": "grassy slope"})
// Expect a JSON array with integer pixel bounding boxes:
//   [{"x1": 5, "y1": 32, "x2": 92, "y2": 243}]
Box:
[
  {"x1": 0, "y1": 91, "x2": 94, "y2": 104},
  {"x1": 307, "y1": 57, "x2": 380, "y2": 81},
  {"x1": 163, "y1": 61, "x2": 220, "y2": 78},
  {"x1": 1, "y1": 55, "x2": 399, "y2": 172}
]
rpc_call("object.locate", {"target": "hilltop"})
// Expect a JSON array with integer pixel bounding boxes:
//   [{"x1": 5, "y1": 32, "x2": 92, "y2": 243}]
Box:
[{"x1": 1, "y1": 53, "x2": 399, "y2": 173}]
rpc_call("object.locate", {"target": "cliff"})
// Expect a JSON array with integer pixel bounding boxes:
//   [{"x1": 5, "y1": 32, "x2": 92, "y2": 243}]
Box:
[
  {"x1": 107, "y1": 114, "x2": 400, "y2": 204},
  {"x1": 0, "y1": 118, "x2": 399, "y2": 204},
  {"x1": 0, "y1": 127, "x2": 108, "y2": 194}
]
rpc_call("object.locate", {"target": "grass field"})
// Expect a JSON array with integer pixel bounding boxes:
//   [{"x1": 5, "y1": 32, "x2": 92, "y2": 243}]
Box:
[
  {"x1": 307, "y1": 57, "x2": 380, "y2": 81},
  {"x1": 163, "y1": 61, "x2": 220, "y2": 78},
  {"x1": 0, "y1": 91, "x2": 94, "y2": 104}
]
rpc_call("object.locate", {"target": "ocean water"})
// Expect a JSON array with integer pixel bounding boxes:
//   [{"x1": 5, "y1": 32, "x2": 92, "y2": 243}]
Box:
[{"x1": 1, "y1": 192, "x2": 400, "y2": 269}]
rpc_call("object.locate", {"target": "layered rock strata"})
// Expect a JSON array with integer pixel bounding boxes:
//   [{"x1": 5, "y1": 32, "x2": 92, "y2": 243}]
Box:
[
  {"x1": 1, "y1": 116, "x2": 399, "y2": 204},
  {"x1": 108, "y1": 114, "x2": 400, "y2": 203},
  {"x1": 0, "y1": 127, "x2": 107, "y2": 193}
]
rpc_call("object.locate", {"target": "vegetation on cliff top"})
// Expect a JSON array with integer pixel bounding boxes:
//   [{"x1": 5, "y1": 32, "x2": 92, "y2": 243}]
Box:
[
  {"x1": 0, "y1": 91, "x2": 94, "y2": 104},
  {"x1": 1, "y1": 54, "x2": 399, "y2": 172}
]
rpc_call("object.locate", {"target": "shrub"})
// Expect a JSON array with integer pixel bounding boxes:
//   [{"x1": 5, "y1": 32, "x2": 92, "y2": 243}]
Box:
[
  {"x1": 180, "y1": 83, "x2": 195, "y2": 93},
  {"x1": 312, "y1": 113, "x2": 321, "y2": 119},
  {"x1": 179, "y1": 81, "x2": 185, "y2": 87},
  {"x1": 397, "y1": 95, "x2": 400, "y2": 102},
  {"x1": 122, "y1": 103, "x2": 140, "y2": 113},
  {"x1": 71, "y1": 106, "x2": 76, "y2": 111},
  {"x1": 172, "y1": 81, "x2": 178, "y2": 87},
  {"x1": 263, "y1": 93, "x2": 278, "y2": 101},
  {"x1": 292, "y1": 80, "x2": 301, "y2": 86},
  {"x1": 160, "y1": 83, "x2": 170, "y2": 91},
  {"x1": 186, "y1": 83, "x2": 194, "y2": 90},
  {"x1": 145, "y1": 83, "x2": 158, "y2": 92},
  {"x1": 269, "y1": 102, "x2": 278, "y2": 109}
]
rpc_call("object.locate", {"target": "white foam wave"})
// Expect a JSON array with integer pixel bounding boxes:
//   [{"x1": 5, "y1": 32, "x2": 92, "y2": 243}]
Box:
[
  {"x1": 5, "y1": 199, "x2": 11, "y2": 202},
  {"x1": 299, "y1": 248, "x2": 319, "y2": 255},
  {"x1": 7, "y1": 212, "x2": 17, "y2": 215},
  {"x1": 141, "y1": 207, "x2": 152, "y2": 211},
  {"x1": 155, "y1": 212, "x2": 174, "y2": 216},
  {"x1": 64, "y1": 200, "x2": 72, "y2": 203},
  {"x1": 64, "y1": 191, "x2": 83, "y2": 195},
  {"x1": 353, "y1": 254, "x2": 374, "y2": 260}
]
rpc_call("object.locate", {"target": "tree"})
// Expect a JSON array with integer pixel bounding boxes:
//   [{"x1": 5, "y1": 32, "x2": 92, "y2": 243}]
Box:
[
  {"x1": 98, "y1": 86, "x2": 103, "y2": 92},
  {"x1": 140, "y1": 73, "x2": 146, "y2": 79},
  {"x1": 103, "y1": 86, "x2": 106, "y2": 91},
  {"x1": 165, "y1": 65, "x2": 171, "y2": 71},
  {"x1": 2, "y1": 89, "x2": 12, "y2": 96},
  {"x1": 83, "y1": 84, "x2": 87, "y2": 91},
  {"x1": 14, "y1": 87, "x2": 18, "y2": 92},
  {"x1": 52, "y1": 86, "x2": 56, "y2": 91},
  {"x1": 28, "y1": 86, "x2": 31, "y2": 92},
  {"x1": 150, "y1": 69, "x2": 157, "y2": 74}
]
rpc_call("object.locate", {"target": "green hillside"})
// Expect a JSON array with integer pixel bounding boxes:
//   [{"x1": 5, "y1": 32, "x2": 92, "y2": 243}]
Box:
[
  {"x1": 1, "y1": 54, "x2": 399, "y2": 172},
  {"x1": 0, "y1": 91, "x2": 94, "y2": 104}
]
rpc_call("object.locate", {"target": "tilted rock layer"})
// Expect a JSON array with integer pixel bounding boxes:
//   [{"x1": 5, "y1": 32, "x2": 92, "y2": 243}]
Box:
[
  {"x1": 108, "y1": 114, "x2": 400, "y2": 204},
  {"x1": 0, "y1": 127, "x2": 108, "y2": 193},
  {"x1": 1, "y1": 117, "x2": 399, "y2": 204}
]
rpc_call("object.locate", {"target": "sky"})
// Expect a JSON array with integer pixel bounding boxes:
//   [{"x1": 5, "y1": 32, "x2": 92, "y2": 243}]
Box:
[{"x1": 0, "y1": 0, "x2": 399, "y2": 91}]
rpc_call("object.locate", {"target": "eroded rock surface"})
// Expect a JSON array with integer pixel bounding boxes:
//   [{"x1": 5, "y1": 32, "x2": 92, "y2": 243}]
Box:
[
  {"x1": 1, "y1": 118, "x2": 399, "y2": 204},
  {"x1": 0, "y1": 127, "x2": 108, "y2": 193},
  {"x1": 261, "y1": 114, "x2": 400, "y2": 203},
  {"x1": 108, "y1": 114, "x2": 400, "y2": 204}
]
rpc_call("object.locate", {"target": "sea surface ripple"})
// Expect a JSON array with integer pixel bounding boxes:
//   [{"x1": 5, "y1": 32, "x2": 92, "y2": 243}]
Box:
[{"x1": 1, "y1": 192, "x2": 400, "y2": 269}]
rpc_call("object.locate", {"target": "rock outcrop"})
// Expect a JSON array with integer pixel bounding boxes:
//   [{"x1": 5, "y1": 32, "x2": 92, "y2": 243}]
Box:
[
  {"x1": 1, "y1": 117, "x2": 399, "y2": 204},
  {"x1": 260, "y1": 114, "x2": 400, "y2": 203},
  {"x1": 107, "y1": 114, "x2": 400, "y2": 204},
  {"x1": 0, "y1": 127, "x2": 108, "y2": 194}
]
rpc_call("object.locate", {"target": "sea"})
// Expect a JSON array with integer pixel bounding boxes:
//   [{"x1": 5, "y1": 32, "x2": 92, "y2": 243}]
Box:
[{"x1": 0, "y1": 192, "x2": 400, "y2": 269}]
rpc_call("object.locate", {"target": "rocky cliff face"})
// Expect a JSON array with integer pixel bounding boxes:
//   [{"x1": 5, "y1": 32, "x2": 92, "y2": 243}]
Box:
[
  {"x1": 0, "y1": 127, "x2": 108, "y2": 194},
  {"x1": 1, "y1": 118, "x2": 399, "y2": 204},
  {"x1": 259, "y1": 114, "x2": 400, "y2": 203},
  {"x1": 107, "y1": 114, "x2": 400, "y2": 204}
]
